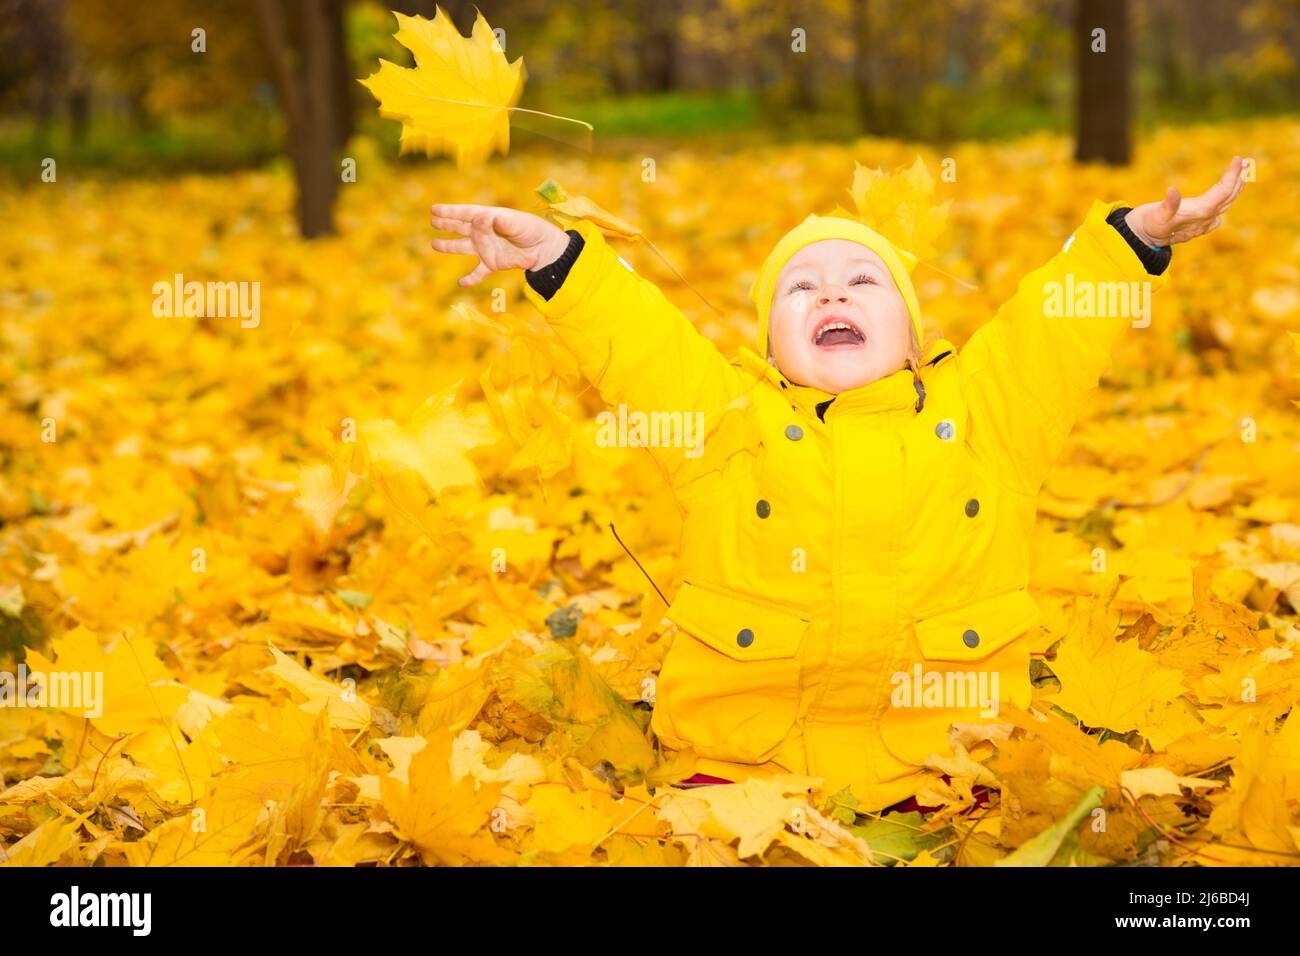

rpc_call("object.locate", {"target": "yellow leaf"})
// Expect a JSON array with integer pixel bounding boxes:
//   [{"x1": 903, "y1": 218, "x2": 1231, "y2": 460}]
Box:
[
  {"x1": 294, "y1": 462, "x2": 358, "y2": 535},
  {"x1": 843, "y1": 156, "x2": 951, "y2": 261},
  {"x1": 535, "y1": 179, "x2": 640, "y2": 238},
  {"x1": 359, "y1": 7, "x2": 525, "y2": 167},
  {"x1": 379, "y1": 728, "x2": 510, "y2": 865},
  {"x1": 1048, "y1": 590, "x2": 1186, "y2": 733},
  {"x1": 123, "y1": 796, "x2": 261, "y2": 867},
  {"x1": 23, "y1": 626, "x2": 191, "y2": 736},
  {"x1": 523, "y1": 783, "x2": 622, "y2": 854},
  {"x1": 1120, "y1": 767, "x2": 1224, "y2": 799},
  {"x1": 666, "y1": 774, "x2": 821, "y2": 859},
  {"x1": 360, "y1": 385, "x2": 496, "y2": 497},
  {"x1": 261, "y1": 645, "x2": 372, "y2": 731}
]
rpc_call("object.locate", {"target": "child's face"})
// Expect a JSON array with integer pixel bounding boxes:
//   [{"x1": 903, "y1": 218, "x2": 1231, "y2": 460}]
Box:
[{"x1": 768, "y1": 239, "x2": 913, "y2": 394}]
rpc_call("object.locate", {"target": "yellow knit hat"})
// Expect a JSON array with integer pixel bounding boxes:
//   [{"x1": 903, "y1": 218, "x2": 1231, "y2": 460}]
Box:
[{"x1": 748, "y1": 213, "x2": 924, "y2": 360}]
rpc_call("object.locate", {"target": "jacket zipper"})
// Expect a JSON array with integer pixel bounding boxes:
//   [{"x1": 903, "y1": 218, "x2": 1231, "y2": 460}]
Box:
[{"x1": 802, "y1": 410, "x2": 842, "y2": 733}]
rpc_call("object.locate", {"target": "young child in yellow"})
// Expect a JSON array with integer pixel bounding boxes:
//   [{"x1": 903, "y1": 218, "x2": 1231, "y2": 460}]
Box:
[{"x1": 431, "y1": 157, "x2": 1246, "y2": 810}]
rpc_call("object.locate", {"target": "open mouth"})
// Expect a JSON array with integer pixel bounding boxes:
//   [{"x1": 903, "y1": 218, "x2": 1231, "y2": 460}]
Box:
[{"x1": 811, "y1": 315, "x2": 866, "y2": 349}]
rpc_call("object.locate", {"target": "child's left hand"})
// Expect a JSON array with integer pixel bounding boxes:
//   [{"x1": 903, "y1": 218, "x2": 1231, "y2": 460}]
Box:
[{"x1": 1124, "y1": 156, "x2": 1248, "y2": 247}]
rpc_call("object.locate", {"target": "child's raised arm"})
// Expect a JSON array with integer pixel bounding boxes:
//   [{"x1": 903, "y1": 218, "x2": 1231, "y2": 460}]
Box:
[
  {"x1": 431, "y1": 204, "x2": 746, "y2": 483},
  {"x1": 958, "y1": 158, "x2": 1247, "y2": 496}
]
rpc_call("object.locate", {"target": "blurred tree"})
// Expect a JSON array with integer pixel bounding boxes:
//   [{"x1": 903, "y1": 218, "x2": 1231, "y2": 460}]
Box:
[
  {"x1": 65, "y1": 0, "x2": 265, "y2": 127},
  {"x1": 391, "y1": 0, "x2": 477, "y2": 32},
  {"x1": 777, "y1": 0, "x2": 815, "y2": 110},
  {"x1": 254, "y1": 0, "x2": 352, "y2": 237},
  {"x1": 633, "y1": 0, "x2": 679, "y2": 91},
  {"x1": 851, "y1": 0, "x2": 879, "y2": 132},
  {"x1": 1074, "y1": 0, "x2": 1131, "y2": 164},
  {"x1": 0, "y1": 0, "x2": 71, "y2": 145}
]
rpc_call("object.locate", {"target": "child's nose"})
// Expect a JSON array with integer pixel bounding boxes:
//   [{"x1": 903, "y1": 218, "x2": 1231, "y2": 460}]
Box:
[{"x1": 819, "y1": 286, "x2": 850, "y2": 304}]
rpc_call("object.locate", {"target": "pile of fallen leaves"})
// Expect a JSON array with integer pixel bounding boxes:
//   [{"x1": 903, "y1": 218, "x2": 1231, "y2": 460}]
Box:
[{"x1": 1, "y1": 115, "x2": 1299, "y2": 866}]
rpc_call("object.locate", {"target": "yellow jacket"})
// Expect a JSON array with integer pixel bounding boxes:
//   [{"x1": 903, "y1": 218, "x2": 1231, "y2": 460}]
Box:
[{"x1": 521, "y1": 200, "x2": 1168, "y2": 809}]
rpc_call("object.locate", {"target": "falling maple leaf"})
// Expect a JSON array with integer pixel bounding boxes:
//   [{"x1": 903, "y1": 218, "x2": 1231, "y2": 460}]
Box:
[
  {"x1": 294, "y1": 461, "x2": 359, "y2": 535},
  {"x1": 832, "y1": 156, "x2": 952, "y2": 263},
  {"x1": 534, "y1": 178, "x2": 723, "y2": 314},
  {"x1": 359, "y1": 7, "x2": 526, "y2": 166},
  {"x1": 359, "y1": 384, "x2": 497, "y2": 497}
]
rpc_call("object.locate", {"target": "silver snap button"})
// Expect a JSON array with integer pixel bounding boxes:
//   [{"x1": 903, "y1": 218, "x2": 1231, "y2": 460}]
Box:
[
  {"x1": 935, "y1": 419, "x2": 955, "y2": 441},
  {"x1": 963, "y1": 629, "x2": 980, "y2": 648},
  {"x1": 737, "y1": 628, "x2": 754, "y2": 647},
  {"x1": 785, "y1": 424, "x2": 803, "y2": 441}
]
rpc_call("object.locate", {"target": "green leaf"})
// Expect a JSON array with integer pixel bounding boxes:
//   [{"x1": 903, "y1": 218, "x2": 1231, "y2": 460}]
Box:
[
  {"x1": 996, "y1": 785, "x2": 1106, "y2": 867},
  {"x1": 536, "y1": 179, "x2": 567, "y2": 203},
  {"x1": 335, "y1": 590, "x2": 374, "y2": 610},
  {"x1": 849, "y1": 812, "x2": 949, "y2": 865}
]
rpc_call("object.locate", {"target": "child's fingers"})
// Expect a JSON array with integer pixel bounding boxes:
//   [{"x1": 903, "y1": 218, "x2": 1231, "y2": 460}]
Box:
[
  {"x1": 431, "y1": 214, "x2": 472, "y2": 235},
  {"x1": 1218, "y1": 168, "x2": 1247, "y2": 210},
  {"x1": 431, "y1": 236, "x2": 475, "y2": 255},
  {"x1": 430, "y1": 203, "x2": 489, "y2": 223},
  {"x1": 1196, "y1": 158, "x2": 1242, "y2": 208},
  {"x1": 458, "y1": 260, "x2": 492, "y2": 287},
  {"x1": 1160, "y1": 187, "x2": 1180, "y2": 218}
]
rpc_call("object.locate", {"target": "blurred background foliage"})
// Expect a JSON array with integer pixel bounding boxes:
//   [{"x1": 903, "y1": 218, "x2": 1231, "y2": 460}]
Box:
[
  {"x1": 0, "y1": 0, "x2": 1296, "y2": 232},
  {"x1": 3, "y1": 0, "x2": 1297, "y2": 154}
]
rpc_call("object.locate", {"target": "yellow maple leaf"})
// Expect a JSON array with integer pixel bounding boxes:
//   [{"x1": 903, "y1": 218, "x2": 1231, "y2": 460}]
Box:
[
  {"x1": 1, "y1": 813, "x2": 89, "y2": 866},
  {"x1": 261, "y1": 645, "x2": 372, "y2": 731},
  {"x1": 658, "y1": 774, "x2": 821, "y2": 859},
  {"x1": 457, "y1": 302, "x2": 577, "y2": 478},
  {"x1": 379, "y1": 728, "x2": 510, "y2": 865},
  {"x1": 836, "y1": 156, "x2": 951, "y2": 262},
  {"x1": 359, "y1": 384, "x2": 497, "y2": 497},
  {"x1": 523, "y1": 783, "x2": 623, "y2": 855},
  {"x1": 1206, "y1": 712, "x2": 1300, "y2": 854},
  {"x1": 1119, "y1": 767, "x2": 1224, "y2": 800},
  {"x1": 123, "y1": 795, "x2": 262, "y2": 867},
  {"x1": 294, "y1": 461, "x2": 359, "y2": 535},
  {"x1": 359, "y1": 7, "x2": 525, "y2": 166},
  {"x1": 1048, "y1": 588, "x2": 1187, "y2": 734},
  {"x1": 23, "y1": 625, "x2": 192, "y2": 737}
]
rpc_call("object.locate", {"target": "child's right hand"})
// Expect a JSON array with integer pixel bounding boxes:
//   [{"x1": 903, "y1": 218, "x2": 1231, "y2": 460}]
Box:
[{"x1": 430, "y1": 204, "x2": 572, "y2": 287}]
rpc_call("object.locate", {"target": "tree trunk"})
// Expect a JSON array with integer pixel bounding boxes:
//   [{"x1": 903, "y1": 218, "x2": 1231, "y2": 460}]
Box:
[
  {"x1": 19, "y1": 0, "x2": 68, "y2": 150},
  {"x1": 67, "y1": 80, "x2": 90, "y2": 146},
  {"x1": 255, "y1": 0, "x2": 345, "y2": 238},
  {"x1": 324, "y1": 0, "x2": 353, "y2": 151},
  {"x1": 851, "y1": 0, "x2": 878, "y2": 134},
  {"x1": 1074, "y1": 0, "x2": 1131, "y2": 165},
  {"x1": 297, "y1": 0, "x2": 339, "y2": 237},
  {"x1": 636, "y1": 0, "x2": 677, "y2": 92}
]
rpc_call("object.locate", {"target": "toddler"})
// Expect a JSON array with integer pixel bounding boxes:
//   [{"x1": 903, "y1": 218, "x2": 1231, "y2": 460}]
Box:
[{"x1": 431, "y1": 157, "x2": 1246, "y2": 810}]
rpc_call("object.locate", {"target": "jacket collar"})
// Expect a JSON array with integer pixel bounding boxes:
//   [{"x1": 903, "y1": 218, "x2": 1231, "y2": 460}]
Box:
[{"x1": 738, "y1": 338, "x2": 956, "y2": 421}]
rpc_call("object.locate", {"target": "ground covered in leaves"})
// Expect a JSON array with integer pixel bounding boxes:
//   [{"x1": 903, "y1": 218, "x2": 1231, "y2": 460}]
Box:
[{"x1": 2, "y1": 119, "x2": 1299, "y2": 866}]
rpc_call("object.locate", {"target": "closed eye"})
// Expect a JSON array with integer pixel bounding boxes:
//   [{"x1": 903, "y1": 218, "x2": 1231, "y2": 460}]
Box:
[{"x1": 787, "y1": 273, "x2": 877, "y2": 295}]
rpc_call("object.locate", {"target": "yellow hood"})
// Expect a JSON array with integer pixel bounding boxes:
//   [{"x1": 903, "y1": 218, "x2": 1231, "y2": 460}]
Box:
[{"x1": 748, "y1": 213, "x2": 924, "y2": 359}]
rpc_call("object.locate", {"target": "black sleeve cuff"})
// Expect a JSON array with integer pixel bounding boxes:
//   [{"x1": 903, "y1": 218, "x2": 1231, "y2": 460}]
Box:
[
  {"x1": 525, "y1": 228, "x2": 585, "y2": 300},
  {"x1": 1105, "y1": 206, "x2": 1172, "y2": 276}
]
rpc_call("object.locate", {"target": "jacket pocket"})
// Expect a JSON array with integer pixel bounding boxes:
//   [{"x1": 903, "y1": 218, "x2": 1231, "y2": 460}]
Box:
[
  {"x1": 911, "y1": 587, "x2": 1041, "y2": 663},
  {"x1": 651, "y1": 580, "x2": 809, "y2": 764},
  {"x1": 878, "y1": 588, "x2": 1040, "y2": 769}
]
